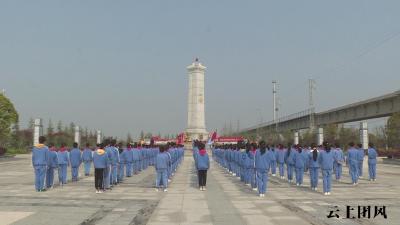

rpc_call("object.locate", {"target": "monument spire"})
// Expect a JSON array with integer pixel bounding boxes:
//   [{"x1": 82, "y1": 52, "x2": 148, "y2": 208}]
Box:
[{"x1": 186, "y1": 58, "x2": 208, "y2": 141}]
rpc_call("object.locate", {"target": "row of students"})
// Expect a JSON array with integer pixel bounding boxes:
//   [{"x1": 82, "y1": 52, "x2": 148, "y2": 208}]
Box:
[
  {"x1": 31, "y1": 136, "x2": 158, "y2": 192},
  {"x1": 154, "y1": 144, "x2": 185, "y2": 192},
  {"x1": 212, "y1": 141, "x2": 378, "y2": 197}
]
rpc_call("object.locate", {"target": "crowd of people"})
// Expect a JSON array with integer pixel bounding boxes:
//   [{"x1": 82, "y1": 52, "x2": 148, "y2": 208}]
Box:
[
  {"x1": 31, "y1": 136, "x2": 184, "y2": 193},
  {"x1": 212, "y1": 141, "x2": 378, "y2": 197}
]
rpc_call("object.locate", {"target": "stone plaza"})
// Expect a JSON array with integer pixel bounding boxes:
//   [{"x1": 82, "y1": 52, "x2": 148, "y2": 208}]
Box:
[{"x1": 0, "y1": 153, "x2": 399, "y2": 225}]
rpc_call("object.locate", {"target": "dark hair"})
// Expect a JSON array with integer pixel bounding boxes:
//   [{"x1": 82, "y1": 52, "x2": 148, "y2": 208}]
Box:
[
  {"x1": 348, "y1": 142, "x2": 355, "y2": 147},
  {"x1": 159, "y1": 145, "x2": 165, "y2": 152},
  {"x1": 313, "y1": 149, "x2": 318, "y2": 161},
  {"x1": 369, "y1": 142, "x2": 374, "y2": 148},
  {"x1": 39, "y1": 136, "x2": 46, "y2": 144},
  {"x1": 259, "y1": 141, "x2": 266, "y2": 155},
  {"x1": 86, "y1": 143, "x2": 90, "y2": 147},
  {"x1": 98, "y1": 143, "x2": 104, "y2": 149},
  {"x1": 323, "y1": 141, "x2": 331, "y2": 152},
  {"x1": 357, "y1": 143, "x2": 363, "y2": 149},
  {"x1": 199, "y1": 142, "x2": 205, "y2": 150},
  {"x1": 73, "y1": 142, "x2": 78, "y2": 148},
  {"x1": 49, "y1": 143, "x2": 54, "y2": 147}
]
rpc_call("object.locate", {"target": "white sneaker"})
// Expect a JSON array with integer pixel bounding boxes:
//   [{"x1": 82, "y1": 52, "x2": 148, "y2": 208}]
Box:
[
  {"x1": 324, "y1": 192, "x2": 328, "y2": 196},
  {"x1": 96, "y1": 190, "x2": 99, "y2": 194},
  {"x1": 168, "y1": 179, "x2": 172, "y2": 182},
  {"x1": 203, "y1": 187, "x2": 206, "y2": 191},
  {"x1": 200, "y1": 187, "x2": 203, "y2": 191},
  {"x1": 314, "y1": 188, "x2": 318, "y2": 191},
  {"x1": 259, "y1": 194, "x2": 263, "y2": 197},
  {"x1": 155, "y1": 188, "x2": 159, "y2": 192},
  {"x1": 164, "y1": 189, "x2": 168, "y2": 192},
  {"x1": 252, "y1": 188, "x2": 258, "y2": 191},
  {"x1": 296, "y1": 183, "x2": 300, "y2": 186},
  {"x1": 272, "y1": 174, "x2": 276, "y2": 177},
  {"x1": 328, "y1": 192, "x2": 331, "y2": 195}
]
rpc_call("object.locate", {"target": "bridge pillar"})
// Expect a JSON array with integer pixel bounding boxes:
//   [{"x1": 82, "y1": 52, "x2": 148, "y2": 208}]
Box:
[
  {"x1": 317, "y1": 127, "x2": 324, "y2": 146},
  {"x1": 96, "y1": 130, "x2": 102, "y2": 144},
  {"x1": 74, "y1": 126, "x2": 80, "y2": 145},
  {"x1": 294, "y1": 131, "x2": 299, "y2": 145},
  {"x1": 33, "y1": 118, "x2": 43, "y2": 146},
  {"x1": 360, "y1": 121, "x2": 368, "y2": 150}
]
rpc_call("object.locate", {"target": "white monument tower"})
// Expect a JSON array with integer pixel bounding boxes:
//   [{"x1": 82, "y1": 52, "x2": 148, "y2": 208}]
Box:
[{"x1": 186, "y1": 58, "x2": 208, "y2": 141}]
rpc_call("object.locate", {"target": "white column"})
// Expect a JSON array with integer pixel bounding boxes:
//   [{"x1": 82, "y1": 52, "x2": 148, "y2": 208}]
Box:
[
  {"x1": 186, "y1": 59, "x2": 207, "y2": 140},
  {"x1": 317, "y1": 127, "x2": 324, "y2": 146},
  {"x1": 360, "y1": 121, "x2": 368, "y2": 150},
  {"x1": 33, "y1": 118, "x2": 43, "y2": 146},
  {"x1": 294, "y1": 131, "x2": 299, "y2": 145},
  {"x1": 74, "y1": 126, "x2": 80, "y2": 145},
  {"x1": 96, "y1": 130, "x2": 102, "y2": 144}
]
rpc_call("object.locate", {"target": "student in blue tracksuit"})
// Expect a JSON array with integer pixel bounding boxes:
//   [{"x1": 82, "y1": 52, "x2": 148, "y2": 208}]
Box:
[
  {"x1": 132, "y1": 144, "x2": 141, "y2": 174},
  {"x1": 357, "y1": 143, "x2": 365, "y2": 178},
  {"x1": 110, "y1": 140, "x2": 120, "y2": 185},
  {"x1": 255, "y1": 141, "x2": 271, "y2": 197},
  {"x1": 82, "y1": 143, "x2": 93, "y2": 176},
  {"x1": 46, "y1": 143, "x2": 58, "y2": 189},
  {"x1": 285, "y1": 144, "x2": 295, "y2": 183},
  {"x1": 125, "y1": 144, "x2": 134, "y2": 177},
  {"x1": 333, "y1": 143, "x2": 344, "y2": 181},
  {"x1": 319, "y1": 142, "x2": 334, "y2": 196},
  {"x1": 155, "y1": 145, "x2": 171, "y2": 192},
  {"x1": 249, "y1": 143, "x2": 258, "y2": 190},
  {"x1": 57, "y1": 143, "x2": 69, "y2": 185},
  {"x1": 104, "y1": 141, "x2": 113, "y2": 189},
  {"x1": 244, "y1": 144, "x2": 253, "y2": 186},
  {"x1": 270, "y1": 146, "x2": 277, "y2": 177},
  {"x1": 70, "y1": 142, "x2": 82, "y2": 182},
  {"x1": 276, "y1": 145, "x2": 286, "y2": 179},
  {"x1": 93, "y1": 143, "x2": 108, "y2": 193},
  {"x1": 293, "y1": 145, "x2": 305, "y2": 186},
  {"x1": 347, "y1": 142, "x2": 359, "y2": 185},
  {"x1": 367, "y1": 143, "x2": 378, "y2": 181},
  {"x1": 32, "y1": 136, "x2": 49, "y2": 192},
  {"x1": 308, "y1": 144, "x2": 320, "y2": 191},
  {"x1": 118, "y1": 143, "x2": 125, "y2": 183},
  {"x1": 196, "y1": 143, "x2": 210, "y2": 191}
]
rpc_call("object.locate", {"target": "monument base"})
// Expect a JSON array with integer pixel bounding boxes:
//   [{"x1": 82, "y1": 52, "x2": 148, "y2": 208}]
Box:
[{"x1": 185, "y1": 128, "x2": 208, "y2": 142}]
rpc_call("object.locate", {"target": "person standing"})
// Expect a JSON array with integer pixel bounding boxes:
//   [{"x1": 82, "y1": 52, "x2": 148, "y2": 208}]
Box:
[
  {"x1": 319, "y1": 142, "x2": 334, "y2": 196},
  {"x1": 357, "y1": 143, "x2": 365, "y2": 178},
  {"x1": 308, "y1": 144, "x2": 320, "y2": 191},
  {"x1": 46, "y1": 143, "x2": 58, "y2": 189},
  {"x1": 70, "y1": 142, "x2": 82, "y2": 182},
  {"x1": 196, "y1": 143, "x2": 210, "y2": 191},
  {"x1": 333, "y1": 143, "x2": 344, "y2": 181},
  {"x1": 32, "y1": 136, "x2": 49, "y2": 192},
  {"x1": 367, "y1": 143, "x2": 378, "y2": 181},
  {"x1": 132, "y1": 143, "x2": 141, "y2": 175},
  {"x1": 285, "y1": 144, "x2": 295, "y2": 183},
  {"x1": 347, "y1": 142, "x2": 359, "y2": 185},
  {"x1": 125, "y1": 143, "x2": 134, "y2": 177},
  {"x1": 57, "y1": 143, "x2": 69, "y2": 186},
  {"x1": 155, "y1": 145, "x2": 171, "y2": 192},
  {"x1": 293, "y1": 145, "x2": 305, "y2": 186},
  {"x1": 276, "y1": 144, "x2": 286, "y2": 179},
  {"x1": 82, "y1": 143, "x2": 93, "y2": 176},
  {"x1": 118, "y1": 143, "x2": 125, "y2": 183},
  {"x1": 93, "y1": 143, "x2": 108, "y2": 194},
  {"x1": 255, "y1": 141, "x2": 271, "y2": 197},
  {"x1": 270, "y1": 145, "x2": 277, "y2": 177}
]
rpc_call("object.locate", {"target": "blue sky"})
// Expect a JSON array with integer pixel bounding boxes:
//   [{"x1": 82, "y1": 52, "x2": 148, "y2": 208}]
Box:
[{"x1": 1, "y1": 0, "x2": 399, "y2": 138}]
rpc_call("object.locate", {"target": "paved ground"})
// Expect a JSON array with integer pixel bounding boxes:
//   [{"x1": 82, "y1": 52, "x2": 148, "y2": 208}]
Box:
[{"x1": 1, "y1": 153, "x2": 399, "y2": 225}]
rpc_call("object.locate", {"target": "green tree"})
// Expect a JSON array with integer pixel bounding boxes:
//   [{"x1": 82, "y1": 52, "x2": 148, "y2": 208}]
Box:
[
  {"x1": 0, "y1": 94, "x2": 19, "y2": 147},
  {"x1": 387, "y1": 112, "x2": 400, "y2": 149}
]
